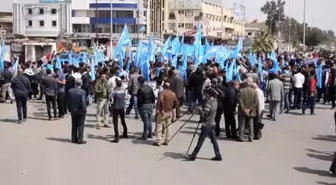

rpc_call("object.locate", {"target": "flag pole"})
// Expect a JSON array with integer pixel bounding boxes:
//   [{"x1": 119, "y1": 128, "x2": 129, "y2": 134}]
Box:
[{"x1": 110, "y1": 0, "x2": 113, "y2": 60}]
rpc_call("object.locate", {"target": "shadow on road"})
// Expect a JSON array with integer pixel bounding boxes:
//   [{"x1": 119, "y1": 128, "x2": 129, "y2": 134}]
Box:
[
  {"x1": 46, "y1": 137, "x2": 72, "y2": 143},
  {"x1": 87, "y1": 134, "x2": 111, "y2": 142},
  {"x1": 158, "y1": 152, "x2": 212, "y2": 161},
  {"x1": 312, "y1": 135, "x2": 336, "y2": 142},
  {"x1": 317, "y1": 182, "x2": 336, "y2": 185},
  {"x1": 0, "y1": 118, "x2": 18, "y2": 124},
  {"x1": 293, "y1": 167, "x2": 332, "y2": 177},
  {"x1": 307, "y1": 153, "x2": 334, "y2": 162}
]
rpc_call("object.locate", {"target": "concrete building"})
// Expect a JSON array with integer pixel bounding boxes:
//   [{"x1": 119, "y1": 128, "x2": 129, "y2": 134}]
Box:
[
  {"x1": 13, "y1": 0, "x2": 72, "y2": 38},
  {"x1": 244, "y1": 22, "x2": 266, "y2": 47},
  {"x1": 72, "y1": 0, "x2": 148, "y2": 46},
  {"x1": 0, "y1": 12, "x2": 13, "y2": 38},
  {"x1": 162, "y1": 0, "x2": 245, "y2": 43}
]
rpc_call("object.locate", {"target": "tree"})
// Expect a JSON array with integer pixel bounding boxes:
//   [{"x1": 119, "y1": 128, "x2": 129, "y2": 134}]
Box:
[
  {"x1": 252, "y1": 30, "x2": 275, "y2": 53},
  {"x1": 261, "y1": 0, "x2": 286, "y2": 36}
]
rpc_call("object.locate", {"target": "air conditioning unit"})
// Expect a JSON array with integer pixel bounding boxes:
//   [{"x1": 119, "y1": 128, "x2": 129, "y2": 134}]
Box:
[{"x1": 0, "y1": 30, "x2": 7, "y2": 35}]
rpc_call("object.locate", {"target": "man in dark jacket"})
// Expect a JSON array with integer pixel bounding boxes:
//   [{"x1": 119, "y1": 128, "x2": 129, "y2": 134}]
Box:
[
  {"x1": 223, "y1": 81, "x2": 239, "y2": 139},
  {"x1": 189, "y1": 67, "x2": 205, "y2": 108},
  {"x1": 65, "y1": 67, "x2": 75, "y2": 114},
  {"x1": 170, "y1": 70, "x2": 184, "y2": 119},
  {"x1": 55, "y1": 68, "x2": 66, "y2": 118},
  {"x1": 11, "y1": 71, "x2": 31, "y2": 123},
  {"x1": 68, "y1": 79, "x2": 87, "y2": 144},
  {"x1": 126, "y1": 68, "x2": 141, "y2": 119},
  {"x1": 1, "y1": 62, "x2": 14, "y2": 103},
  {"x1": 137, "y1": 76, "x2": 156, "y2": 140},
  {"x1": 81, "y1": 66, "x2": 91, "y2": 105},
  {"x1": 42, "y1": 69, "x2": 58, "y2": 120}
]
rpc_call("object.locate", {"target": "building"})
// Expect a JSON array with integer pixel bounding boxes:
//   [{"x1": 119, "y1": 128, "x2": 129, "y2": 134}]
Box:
[
  {"x1": 13, "y1": 0, "x2": 72, "y2": 38},
  {"x1": 244, "y1": 22, "x2": 266, "y2": 47},
  {"x1": 72, "y1": 0, "x2": 148, "y2": 47},
  {"x1": 0, "y1": 12, "x2": 13, "y2": 38},
  {"x1": 147, "y1": 0, "x2": 168, "y2": 40},
  {"x1": 162, "y1": 0, "x2": 245, "y2": 43}
]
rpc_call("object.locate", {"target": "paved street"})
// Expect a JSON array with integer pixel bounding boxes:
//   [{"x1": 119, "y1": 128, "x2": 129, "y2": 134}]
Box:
[{"x1": 0, "y1": 101, "x2": 335, "y2": 185}]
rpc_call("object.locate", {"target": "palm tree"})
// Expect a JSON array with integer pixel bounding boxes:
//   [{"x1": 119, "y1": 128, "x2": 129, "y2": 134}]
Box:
[{"x1": 252, "y1": 30, "x2": 275, "y2": 53}]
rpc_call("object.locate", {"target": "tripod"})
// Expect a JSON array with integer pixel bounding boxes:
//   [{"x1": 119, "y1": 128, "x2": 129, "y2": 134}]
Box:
[
  {"x1": 186, "y1": 121, "x2": 202, "y2": 155},
  {"x1": 167, "y1": 113, "x2": 195, "y2": 143}
]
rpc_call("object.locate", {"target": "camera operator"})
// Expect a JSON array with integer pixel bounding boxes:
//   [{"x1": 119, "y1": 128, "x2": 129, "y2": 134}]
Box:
[{"x1": 185, "y1": 87, "x2": 222, "y2": 161}]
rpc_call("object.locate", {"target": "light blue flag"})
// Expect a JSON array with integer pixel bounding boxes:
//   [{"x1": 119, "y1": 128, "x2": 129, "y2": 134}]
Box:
[
  {"x1": 126, "y1": 44, "x2": 132, "y2": 72},
  {"x1": 229, "y1": 38, "x2": 243, "y2": 59},
  {"x1": 160, "y1": 36, "x2": 171, "y2": 55},
  {"x1": 114, "y1": 24, "x2": 130, "y2": 68},
  {"x1": 194, "y1": 25, "x2": 202, "y2": 68},
  {"x1": 270, "y1": 51, "x2": 280, "y2": 72},
  {"x1": 248, "y1": 49, "x2": 256, "y2": 67},
  {"x1": 12, "y1": 57, "x2": 19, "y2": 76},
  {"x1": 258, "y1": 57, "x2": 263, "y2": 82},
  {"x1": 226, "y1": 60, "x2": 234, "y2": 82},
  {"x1": 148, "y1": 37, "x2": 156, "y2": 62},
  {"x1": 317, "y1": 63, "x2": 322, "y2": 88},
  {"x1": 138, "y1": 26, "x2": 146, "y2": 33},
  {"x1": 55, "y1": 56, "x2": 63, "y2": 74},
  {"x1": 90, "y1": 59, "x2": 96, "y2": 81},
  {"x1": 93, "y1": 47, "x2": 105, "y2": 65},
  {"x1": 0, "y1": 40, "x2": 6, "y2": 72}
]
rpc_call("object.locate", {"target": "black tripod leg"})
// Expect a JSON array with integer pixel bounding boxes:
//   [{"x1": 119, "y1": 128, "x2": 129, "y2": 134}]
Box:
[
  {"x1": 167, "y1": 114, "x2": 194, "y2": 143},
  {"x1": 186, "y1": 122, "x2": 202, "y2": 155}
]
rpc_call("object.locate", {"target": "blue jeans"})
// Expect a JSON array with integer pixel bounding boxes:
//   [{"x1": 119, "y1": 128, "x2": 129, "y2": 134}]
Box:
[
  {"x1": 15, "y1": 96, "x2": 28, "y2": 121},
  {"x1": 139, "y1": 104, "x2": 154, "y2": 138},
  {"x1": 302, "y1": 96, "x2": 316, "y2": 114},
  {"x1": 284, "y1": 91, "x2": 290, "y2": 111},
  {"x1": 192, "y1": 125, "x2": 221, "y2": 157},
  {"x1": 126, "y1": 95, "x2": 139, "y2": 117}
]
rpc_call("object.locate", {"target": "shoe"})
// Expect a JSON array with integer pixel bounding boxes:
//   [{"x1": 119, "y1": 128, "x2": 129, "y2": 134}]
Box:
[
  {"x1": 134, "y1": 116, "x2": 139, "y2": 119},
  {"x1": 147, "y1": 135, "x2": 153, "y2": 139},
  {"x1": 185, "y1": 154, "x2": 196, "y2": 161},
  {"x1": 272, "y1": 118, "x2": 276, "y2": 121},
  {"x1": 77, "y1": 140, "x2": 87, "y2": 145},
  {"x1": 10, "y1": 100, "x2": 13, "y2": 104},
  {"x1": 138, "y1": 137, "x2": 147, "y2": 141},
  {"x1": 284, "y1": 110, "x2": 289, "y2": 114},
  {"x1": 162, "y1": 142, "x2": 168, "y2": 146},
  {"x1": 310, "y1": 112, "x2": 316, "y2": 115},
  {"x1": 211, "y1": 156, "x2": 222, "y2": 161},
  {"x1": 104, "y1": 125, "x2": 111, "y2": 128},
  {"x1": 248, "y1": 138, "x2": 253, "y2": 142},
  {"x1": 71, "y1": 139, "x2": 78, "y2": 144},
  {"x1": 236, "y1": 138, "x2": 244, "y2": 142},
  {"x1": 122, "y1": 134, "x2": 129, "y2": 139},
  {"x1": 22, "y1": 119, "x2": 27, "y2": 123},
  {"x1": 49, "y1": 118, "x2": 52, "y2": 121},
  {"x1": 267, "y1": 115, "x2": 272, "y2": 118},
  {"x1": 253, "y1": 137, "x2": 260, "y2": 140},
  {"x1": 331, "y1": 106, "x2": 335, "y2": 109},
  {"x1": 152, "y1": 143, "x2": 160, "y2": 146},
  {"x1": 111, "y1": 139, "x2": 119, "y2": 143},
  {"x1": 18, "y1": 120, "x2": 22, "y2": 124}
]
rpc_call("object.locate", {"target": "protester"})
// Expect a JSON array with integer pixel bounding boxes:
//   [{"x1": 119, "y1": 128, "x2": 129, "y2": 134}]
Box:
[
  {"x1": 68, "y1": 79, "x2": 87, "y2": 144},
  {"x1": 267, "y1": 73, "x2": 284, "y2": 121},
  {"x1": 55, "y1": 68, "x2": 66, "y2": 118},
  {"x1": 126, "y1": 68, "x2": 141, "y2": 119},
  {"x1": 110, "y1": 79, "x2": 128, "y2": 143},
  {"x1": 94, "y1": 73, "x2": 110, "y2": 129},
  {"x1": 41, "y1": 69, "x2": 58, "y2": 121},
  {"x1": 302, "y1": 70, "x2": 317, "y2": 115},
  {"x1": 11, "y1": 69, "x2": 31, "y2": 123},
  {"x1": 137, "y1": 76, "x2": 155, "y2": 140},
  {"x1": 1, "y1": 62, "x2": 14, "y2": 103}
]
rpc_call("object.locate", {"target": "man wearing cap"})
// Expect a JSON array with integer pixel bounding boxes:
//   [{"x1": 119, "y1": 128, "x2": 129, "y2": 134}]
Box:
[
  {"x1": 68, "y1": 79, "x2": 87, "y2": 144},
  {"x1": 185, "y1": 87, "x2": 222, "y2": 161}
]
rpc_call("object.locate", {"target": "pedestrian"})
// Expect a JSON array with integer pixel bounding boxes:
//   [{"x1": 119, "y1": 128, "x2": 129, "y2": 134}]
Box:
[
  {"x1": 267, "y1": 73, "x2": 284, "y2": 121},
  {"x1": 94, "y1": 73, "x2": 110, "y2": 129},
  {"x1": 81, "y1": 66, "x2": 92, "y2": 105},
  {"x1": 1, "y1": 62, "x2": 14, "y2": 103},
  {"x1": 110, "y1": 79, "x2": 128, "y2": 143},
  {"x1": 41, "y1": 69, "x2": 58, "y2": 121},
  {"x1": 55, "y1": 68, "x2": 66, "y2": 118},
  {"x1": 11, "y1": 70, "x2": 31, "y2": 123},
  {"x1": 169, "y1": 70, "x2": 184, "y2": 120},
  {"x1": 302, "y1": 70, "x2": 317, "y2": 115},
  {"x1": 68, "y1": 79, "x2": 87, "y2": 144},
  {"x1": 222, "y1": 81, "x2": 239, "y2": 139},
  {"x1": 252, "y1": 83, "x2": 265, "y2": 140},
  {"x1": 237, "y1": 77, "x2": 259, "y2": 142},
  {"x1": 293, "y1": 68, "x2": 305, "y2": 109},
  {"x1": 137, "y1": 76, "x2": 156, "y2": 140},
  {"x1": 154, "y1": 81, "x2": 178, "y2": 146},
  {"x1": 185, "y1": 87, "x2": 222, "y2": 161},
  {"x1": 280, "y1": 68, "x2": 293, "y2": 113},
  {"x1": 126, "y1": 68, "x2": 141, "y2": 119}
]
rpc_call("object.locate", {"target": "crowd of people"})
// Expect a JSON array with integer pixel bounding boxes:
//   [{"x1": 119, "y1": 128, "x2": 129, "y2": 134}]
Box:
[{"x1": 1, "y1": 51, "x2": 336, "y2": 165}]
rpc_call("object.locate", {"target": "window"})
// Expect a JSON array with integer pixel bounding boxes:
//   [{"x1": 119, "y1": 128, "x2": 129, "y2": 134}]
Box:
[
  {"x1": 178, "y1": 10, "x2": 184, "y2": 14},
  {"x1": 185, "y1": 23, "x2": 193, "y2": 29},
  {"x1": 185, "y1": 11, "x2": 193, "y2": 17},
  {"x1": 248, "y1": 32, "x2": 252, "y2": 36},
  {"x1": 168, "y1": 12, "x2": 176, "y2": 20},
  {"x1": 28, "y1": 20, "x2": 32, "y2": 27},
  {"x1": 28, "y1": 8, "x2": 32, "y2": 15},
  {"x1": 178, "y1": 23, "x2": 184, "y2": 28},
  {"x1": 52, "y1": 21, "x2": 57, "y2": 27},
  {"x1": 115, "y1": 11, "x2": 133, "y2": 18},
  {"x1": 51, "y1": 9, "x2": 57, "y2": 14},
  {"x1": 143, "y1": 11, "x2": 147, "y2": 17},
  {"x1": 39, "y1": 8, "x2": 44, "y2": 15},
  {"x1": 39, "y1": 20, "x2": 44, "y2": 27}
]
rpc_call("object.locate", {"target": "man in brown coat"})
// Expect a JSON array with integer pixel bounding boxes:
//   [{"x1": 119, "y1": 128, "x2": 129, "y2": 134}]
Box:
[
  {"x1": 237, "y1": 77, "x2": 259, "y2": 142},
  {"x1": 154, "y1": 81, "x2": 178, "y2": 146}
]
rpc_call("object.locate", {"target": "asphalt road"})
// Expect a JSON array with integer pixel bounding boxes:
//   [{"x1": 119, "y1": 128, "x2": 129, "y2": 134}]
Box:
[{"x1": 0, "y1": 100, "x2": 335, "y2": 185}]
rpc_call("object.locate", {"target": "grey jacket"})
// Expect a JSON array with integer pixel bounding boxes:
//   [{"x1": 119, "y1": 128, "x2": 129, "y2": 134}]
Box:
[
  {"x1": 201, "y1": 98, "x2": 218, "y2": 127},
  {"x1": 267, "y1": 78, "x2": 284, "y2": 102},
  {"x1": 170, "y1": 75, "x2": 184, "y2": 98},
  {"x1": 128, "y1": 72, "x2": 141, "y2": 95},
  {"x1": 42, "y1": 75, "x2": 58, "y2": 96},
  {"x1": 68, "y1": 87, "x2": 87, "y2": 115}
]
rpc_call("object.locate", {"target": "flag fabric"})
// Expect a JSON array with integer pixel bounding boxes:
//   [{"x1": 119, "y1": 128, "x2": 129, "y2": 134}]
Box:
[
  {"x1": 55, "y1": 56, "x2": 63, "y2": 74},
  {"x1": 316, "y1": 63, "x2": 322, "y2": 88},
  {"x1": 269, "y1": 51, "x2": 280, "y2": 72},
  {"x1": 258, "y1": 57, "x2": 263, "y2": 82},
  {"x1": 113, "y1": 24, "x2": 130, "y2": 68},
  {"x1": 90, "y1": 59, "x2": 96, "y2": 81},
  {"x1": 12, "y1": 57, "x2": 19, "y2": 77},
  {"x1": 160, "y1": 36, "x2": 171, "y2": 56},
  {"x1": 248, "y1": 49, "x2": 256, "y2": 67},
  {"x1": 138, "y1": 26, "x2": 146, "y2": 33},
  {"x1": 93, "y1": 47, "x2": 105, "y2": 65},
  {"x1": 194, "y1": 24, "x2": 202, "y2": 68}
]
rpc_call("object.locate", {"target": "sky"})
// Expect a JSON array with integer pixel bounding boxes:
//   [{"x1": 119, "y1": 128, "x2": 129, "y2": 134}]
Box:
[{"x1": 1, "y1": 0, "x2": 335, "y2": 32}]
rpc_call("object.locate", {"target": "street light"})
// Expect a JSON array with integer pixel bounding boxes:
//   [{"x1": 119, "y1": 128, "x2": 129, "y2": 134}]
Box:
[{"x1": 303, "y1": 0, "x2": 306, "y2": 51}]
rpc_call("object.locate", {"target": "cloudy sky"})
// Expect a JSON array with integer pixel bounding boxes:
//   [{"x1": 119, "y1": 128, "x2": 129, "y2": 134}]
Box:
[{"x1": 1, "y1": 0, "x2": 335, "y2": 32}]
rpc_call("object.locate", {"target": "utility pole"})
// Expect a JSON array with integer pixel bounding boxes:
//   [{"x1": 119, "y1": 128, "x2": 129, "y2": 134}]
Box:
[
  {"x1": 303, "y1": 0, "x2": 306, "y2": 51},
  {"x1": 110, "y1": 0, "x2": 113, "y2": 59},
  {"x1": 95, "y1": 0, "x2": 98, "y2": 46}
]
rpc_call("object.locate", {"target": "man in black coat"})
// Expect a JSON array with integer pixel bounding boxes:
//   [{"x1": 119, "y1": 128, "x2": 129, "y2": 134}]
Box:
[
  {"x1": 41, "y1": 69, "x2": 58, "y2": 120},
  {"x1": 170, "y1": 70, "x2": 184, "y2": 119},
  {"x1": 68, "y1": 79, "x2": 87, "y2": 144},
  {"x1": 65, "y1": 68, "x2": 76, "y2": 114},
  {"x1": 11, "y1": 71, "x2": 31, "y2": 123},
  {"x1": 81, "y1": 66, "x2": 91, "y2": 105},
  {"x1": 222, "y1": 81, "x2": 239, "y2": 139}
]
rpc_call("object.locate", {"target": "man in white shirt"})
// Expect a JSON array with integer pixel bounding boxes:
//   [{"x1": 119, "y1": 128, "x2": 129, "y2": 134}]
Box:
[
  {"x1": 293, "y1": 68, "x2": 305, "y2": 109},
  {"x1": 252, "y1": 83, "x2": 265, "y2": 140}
]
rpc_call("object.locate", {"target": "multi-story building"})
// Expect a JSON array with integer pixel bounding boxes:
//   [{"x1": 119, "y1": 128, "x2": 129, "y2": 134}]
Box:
[
  {"x1": 244, "y1": 22, "x2": 266, "y2": 47},
  {"x1": 72, "y1": 0, "x2": 148, "y2": 46},
  {"x1": 0, "y1": 12, "x2": 13, "y2": 38},
  {"x1": 162, "y1": 0, "x2": 245, "y2": 43}
]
